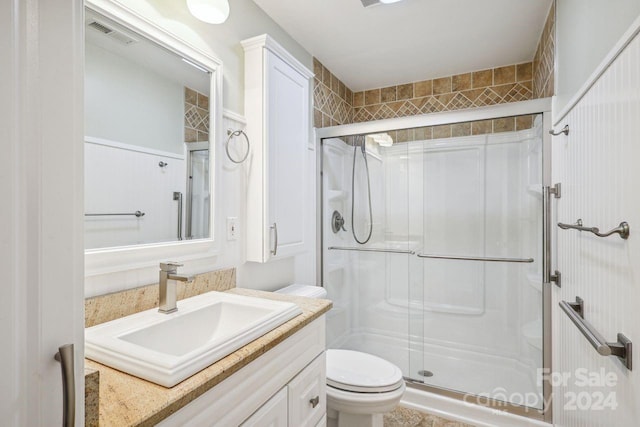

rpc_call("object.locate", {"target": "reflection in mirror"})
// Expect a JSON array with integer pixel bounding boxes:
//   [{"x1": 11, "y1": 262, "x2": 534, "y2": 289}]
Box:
[{"x1": 84, "y1": 9, "x2": 211, "y2": 250}]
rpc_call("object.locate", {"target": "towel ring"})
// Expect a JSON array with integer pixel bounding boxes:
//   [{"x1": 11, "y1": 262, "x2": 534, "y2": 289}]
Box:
[{"x1": 225, "y1": 129, "x2": 250, "y2": 164}]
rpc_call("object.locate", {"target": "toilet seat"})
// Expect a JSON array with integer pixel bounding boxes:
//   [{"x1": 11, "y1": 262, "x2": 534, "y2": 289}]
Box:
[{"x1": 326, "y1": 349, "x2": 404, "y2": 393}]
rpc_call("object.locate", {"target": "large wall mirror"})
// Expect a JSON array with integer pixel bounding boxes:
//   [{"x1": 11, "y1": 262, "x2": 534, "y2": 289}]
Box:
[{"x1": 84, "y1": 0, "x2": 222, "y2": 275}]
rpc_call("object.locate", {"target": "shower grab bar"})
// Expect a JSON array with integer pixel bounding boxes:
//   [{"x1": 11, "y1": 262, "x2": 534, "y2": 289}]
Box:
[
  {"x1": 558, "y1": 219, "x2": 630, "y2": 240},
  {"x1": 328, "y1": 246, "x2": 415, "y2": 255},
  {"x1": 560, "y1": 297, "x2": 632, "y2": 370},
  {"x1": 85, "y1": 211, "x2": 145, "y2": 217},
  {"x1": 416, "y1": 254, "x2": 533, "y2": 263}
]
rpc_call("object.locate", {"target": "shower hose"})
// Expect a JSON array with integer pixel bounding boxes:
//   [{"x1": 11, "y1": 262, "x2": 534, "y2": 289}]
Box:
[{"x1": 351, "y1": 135, "x2": 373, "y2": 244}]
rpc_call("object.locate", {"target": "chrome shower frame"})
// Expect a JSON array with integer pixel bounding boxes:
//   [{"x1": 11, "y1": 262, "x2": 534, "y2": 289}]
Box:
[{"x1": 315, "y1": 98, "x2": 554, "y2": 423}]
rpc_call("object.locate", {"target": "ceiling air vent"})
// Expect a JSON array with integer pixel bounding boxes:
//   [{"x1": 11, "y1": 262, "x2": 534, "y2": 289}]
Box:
[
  {"x1": 88, "y1": 21, "x2": 112, "y2": 34},
  {"x1": 87, "y1": 20, "x2": 138, "y2": 45}
]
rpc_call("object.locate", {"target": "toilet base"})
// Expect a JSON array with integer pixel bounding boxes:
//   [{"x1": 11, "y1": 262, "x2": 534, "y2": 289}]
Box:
[{"x1": 327, "y1": 408, "x2": 383, "y2": 427}]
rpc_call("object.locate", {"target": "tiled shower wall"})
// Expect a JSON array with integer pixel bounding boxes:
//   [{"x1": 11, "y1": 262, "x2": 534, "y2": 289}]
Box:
[
  {"x1": 313, "y1": 0, "x2": 555, "y2": 128},
  {"x1": 313, "y1": 58, "x2": 354, "y2": 127},
  {"x1": 533, "y1": 2, "x2": 555, "y2": 98},
  {"x1": 350, "y1": 63, "x2": 533, "y2": 123},
  {"x1": 184, "y1": 86, "x2": 210, "y2": 142}
]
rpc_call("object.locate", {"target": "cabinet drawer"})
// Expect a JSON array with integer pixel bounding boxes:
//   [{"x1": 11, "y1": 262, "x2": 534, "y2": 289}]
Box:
[
  {"x1": 288, "y1": 352, "x2": 326, "y2": 427},
  {"x1": 240, "y1": 387, "x2": 287, "y2": 427}
]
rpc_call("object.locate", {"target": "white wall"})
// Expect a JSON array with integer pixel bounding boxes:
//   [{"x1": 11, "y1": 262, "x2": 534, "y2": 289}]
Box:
[
  {"x1": 84, "y1": 139, "x2": 186, "y2": 249},
  {"x1": 555, "y1": 0, "x2": 640, "y2": 114},
  {"x1": 115, "y1": 0, "x2": 312, "y2": 114},
  {"x1": 551, "y1": 20, "x2": 640, "y2": 427},
  {"x1": 85, "y1": 42, "x2": 184, "y2": 154}
]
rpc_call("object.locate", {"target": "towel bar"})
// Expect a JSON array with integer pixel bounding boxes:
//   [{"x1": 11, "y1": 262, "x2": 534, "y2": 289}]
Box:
[
  {"x1": 560, "y1": 297, "x2": 632, "y2": 370},
  {"x1": 558, "y1": 219, "x2": 630, "y2": 240}
]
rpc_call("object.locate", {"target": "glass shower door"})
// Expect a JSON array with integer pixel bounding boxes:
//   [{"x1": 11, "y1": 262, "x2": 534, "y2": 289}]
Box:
[{"x1": 407, "y1": 115, "x2": 545, "y2": 411}]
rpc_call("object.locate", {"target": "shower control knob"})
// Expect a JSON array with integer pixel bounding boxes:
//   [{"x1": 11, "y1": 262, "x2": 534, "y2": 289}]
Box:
[
  {"x1": 332, "y1": 210, "x2": 347, "y2": 233},
  {"x1": 158, "y1": 161, "x2": 168, "y2": 167}
]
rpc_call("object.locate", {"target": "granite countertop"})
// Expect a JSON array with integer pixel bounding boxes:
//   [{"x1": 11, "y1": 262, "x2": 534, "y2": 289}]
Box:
[{"x1": 85, "y1": 288, "x2": 332, "y2": 427}]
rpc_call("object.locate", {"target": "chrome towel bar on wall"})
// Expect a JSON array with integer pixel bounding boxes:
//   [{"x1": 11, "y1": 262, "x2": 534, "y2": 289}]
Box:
[
  {"x1": 560, "y1": 297, "x2": 632, "y2": 370},
  {"x1": 558, "y1": 219, "x2": 630, "y2": 240}
]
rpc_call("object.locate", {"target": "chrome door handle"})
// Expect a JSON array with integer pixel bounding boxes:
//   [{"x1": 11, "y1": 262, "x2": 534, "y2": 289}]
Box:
[
  {"x1": 54, "y1": 344, "x2": 75, "y2": 427},
  {"x1": 309, "y1": 395, "x2": 320, "y2": 408},
  {"x1": 270, "y1": 223, "x2": 278, "y2": 256}
]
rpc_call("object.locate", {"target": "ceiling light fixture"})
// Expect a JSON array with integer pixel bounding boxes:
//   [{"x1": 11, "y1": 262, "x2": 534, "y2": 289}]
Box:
[
  {"x1": 186, "y1": 0, "x2": 230, "y2": 24},
  {"x1": 360, "y1": 0, "x2": 404, "y2": 6}
]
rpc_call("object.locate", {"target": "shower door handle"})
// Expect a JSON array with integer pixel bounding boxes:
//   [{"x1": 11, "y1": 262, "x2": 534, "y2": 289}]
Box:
[
  {"x1": 543, "y1": 184, "x2": 561, "y2": 287},
  {"x1": 54, "y1": 344, "x2": 75, "y2": 427},
  {"x1": 270, "y1": 222, "x2": 278, "y2": 256},
  {"x1": 174, "y1": 192, "x2": 183, "y2": 241}
]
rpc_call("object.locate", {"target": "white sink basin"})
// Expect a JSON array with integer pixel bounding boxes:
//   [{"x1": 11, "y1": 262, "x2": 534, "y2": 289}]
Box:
[{"x1": 85, "y1": 291, "x2": 302, "y2": 387}]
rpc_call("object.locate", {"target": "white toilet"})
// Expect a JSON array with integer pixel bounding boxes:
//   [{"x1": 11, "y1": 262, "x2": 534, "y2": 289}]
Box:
[{"x1": 276, "y1": 284, "x2": 405, "y2": 427}]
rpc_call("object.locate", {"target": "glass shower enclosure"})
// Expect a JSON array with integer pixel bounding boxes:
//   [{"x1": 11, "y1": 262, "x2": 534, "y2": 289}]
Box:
[{"x1": 320, "y1": 104, "x2": 551, "y2": 419}]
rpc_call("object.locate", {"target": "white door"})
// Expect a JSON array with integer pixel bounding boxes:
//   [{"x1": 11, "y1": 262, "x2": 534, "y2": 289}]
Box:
[
  {"x1": 0, "y1": 0, "x2": 84, "y2": 425},
  {"x1": 266, "y1": 50, "x2": 309, "y2": 260}
]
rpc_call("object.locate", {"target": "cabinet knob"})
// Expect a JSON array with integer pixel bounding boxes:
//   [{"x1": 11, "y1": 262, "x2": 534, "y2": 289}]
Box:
[{"x1": 309, "y1": 396, "x2": 320, "y2": 408}]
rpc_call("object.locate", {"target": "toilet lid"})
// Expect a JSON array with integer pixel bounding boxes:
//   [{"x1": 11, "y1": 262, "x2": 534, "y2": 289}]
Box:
[{"x1": 326, "y1": 349, "x2": 404, "y2": 393}]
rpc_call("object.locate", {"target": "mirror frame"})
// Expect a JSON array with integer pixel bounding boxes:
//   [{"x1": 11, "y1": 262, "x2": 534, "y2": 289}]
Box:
[{"x1": 84, "y1": 0, "x2": 223, "y2": 276}]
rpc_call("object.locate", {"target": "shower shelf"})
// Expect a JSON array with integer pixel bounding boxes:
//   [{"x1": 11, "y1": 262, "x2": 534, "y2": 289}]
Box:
[
  {"x1": 522, "y1": 320, "x2": 543, "y2": 350},
  {"x1": 325, "y1": 263, "x2": 344, "y2": 274},
  {"x1": 527, "y1": 184, "x2": 543, "y2": 196},
  {"x1": 526, "y1": 273, "x2": 543, "y2": 292},
  {"x1": 327, "y1": 190, "x2": 348, "y2": 202}
]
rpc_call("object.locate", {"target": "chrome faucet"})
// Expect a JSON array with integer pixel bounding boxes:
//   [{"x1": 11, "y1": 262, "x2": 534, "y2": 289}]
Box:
[{"x1": 158, "y1": 262, "x2": 194, "y2": 314}]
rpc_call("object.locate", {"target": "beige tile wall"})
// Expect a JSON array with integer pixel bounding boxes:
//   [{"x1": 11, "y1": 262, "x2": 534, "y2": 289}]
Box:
[
  {"x1": 533, "y1": 2, "x2": 555, "y2": 98},
  {"x1": 184, "y1": 87, "x2": 210, "y2": 142},
  {"x1": 381, "y1": 114, "x2": 537, "y2": 144},
  {"x1": 351, "y1": 63, "x2": 534, "y2": 123},
  {"x1": 313, "y1": 57, "x2": 354, "y2": 127}
]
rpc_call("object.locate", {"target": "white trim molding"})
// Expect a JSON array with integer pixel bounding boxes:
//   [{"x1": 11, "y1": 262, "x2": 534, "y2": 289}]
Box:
[
  {"x1": 316, "y1": 98, "x2": 552, "y2": 140},
  {"x1": 223, "y1": 109, "x2": 247, "y2": 125},
  {"x1": 240, "y1": 34, "x2": 314, "y2": 79},
  {"x1": 85, "y1": 136, "x2": 186, "y2": 160},
  {"x1": 553, "y1": 13, "x2": 640, "y2": 125}
]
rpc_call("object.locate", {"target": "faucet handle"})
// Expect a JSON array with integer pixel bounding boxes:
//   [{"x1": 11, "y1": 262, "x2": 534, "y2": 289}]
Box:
[{"x1": 160, "y1": 261, "x2": 183, "y2": 272}]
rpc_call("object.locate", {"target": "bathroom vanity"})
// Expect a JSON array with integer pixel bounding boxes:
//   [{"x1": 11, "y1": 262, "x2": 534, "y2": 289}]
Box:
[{"x1": 85, "y1": 289, "x2": 331, "y2": 426}]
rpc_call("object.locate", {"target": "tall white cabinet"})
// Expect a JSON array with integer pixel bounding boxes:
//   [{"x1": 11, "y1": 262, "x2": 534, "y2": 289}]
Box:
[{"x1": 241, "y1": 35, "x2": 314, "y2": 263}]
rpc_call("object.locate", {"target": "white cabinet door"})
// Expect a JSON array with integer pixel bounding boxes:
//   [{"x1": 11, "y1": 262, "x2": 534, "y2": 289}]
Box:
[
  {"x1": 287, "y1": 353, "x2": 326, "y2": 427},
  {"x1": 266, "y1": 50, "x2": 310, "y2": 261},
  {"x1": 0, "y1": 0, "x2": 85, "y2": 424},
  {"x1": 241, "y1": 388, "x2": 288, "y2": 427},
  {"x1": 243, "y1": 35, "x2": 313, "y2": 263}
]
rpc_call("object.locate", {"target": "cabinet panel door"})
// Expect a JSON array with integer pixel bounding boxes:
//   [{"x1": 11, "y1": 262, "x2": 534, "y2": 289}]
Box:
[
  {"x1": 288, "y1": 353, "x2": 326, "y2": 427},
  {"x1": 240, "y1": 387, "x2": 288, "y2": 427},
  {"x1": 266, "y1": 50, "x2": 309, "y2": 260}
]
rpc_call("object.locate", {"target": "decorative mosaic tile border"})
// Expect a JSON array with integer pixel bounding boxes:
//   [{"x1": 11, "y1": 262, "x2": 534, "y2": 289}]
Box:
[
  {"x1": 313, "y1": 57, "x2": 354, "y2": 127},
  {"x1": 533, "y1": 2, "x2": 555, "y2": 98},
  {"x1": 352, "y1": 63, "x2": 533, "y2": 123},
  {"x1": 184, "y1": 86, "x2": 210, "y2": 142}
]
